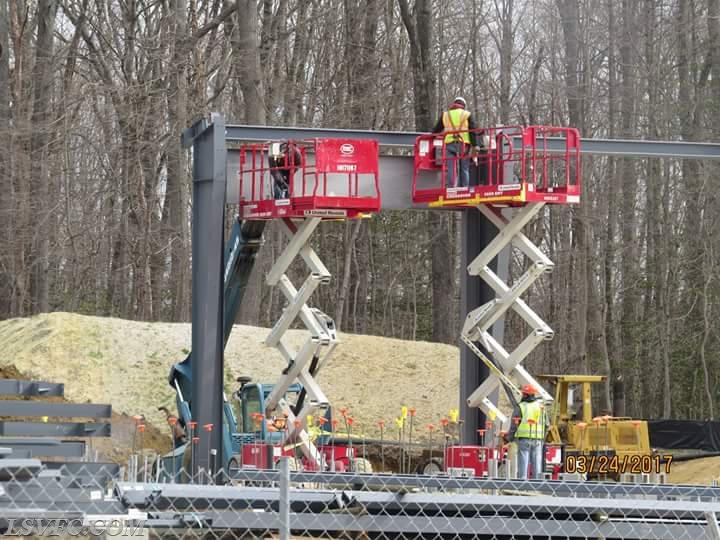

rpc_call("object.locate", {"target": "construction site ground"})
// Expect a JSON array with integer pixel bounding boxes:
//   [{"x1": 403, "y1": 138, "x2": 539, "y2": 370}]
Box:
[{"x1": 0, "y1": 312, "x2": 718, "y2": 485}]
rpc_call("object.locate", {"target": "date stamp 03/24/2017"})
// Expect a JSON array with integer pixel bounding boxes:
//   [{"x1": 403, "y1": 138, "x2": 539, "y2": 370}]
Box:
[{"x1": 563, "y1": 453, "x2": 673, "y2": 475}]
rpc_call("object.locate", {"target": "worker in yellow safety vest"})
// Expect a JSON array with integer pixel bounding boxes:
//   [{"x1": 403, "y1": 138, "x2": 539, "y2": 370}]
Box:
[
  {"x1": 431, "y1": 97, "x2": 482, "y2": 188},
  {"x1": 505, "y1": 384, "x2": 549, "y2": 480}
]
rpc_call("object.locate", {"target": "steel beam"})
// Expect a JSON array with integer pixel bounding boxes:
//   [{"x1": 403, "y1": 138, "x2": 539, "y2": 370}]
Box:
[
  {"x1": 0, "y1": 439, "x2": 85, "y2": 459},
  {"x1": 115, "y1": 484, "x2": 352, "y2": 513},
  {"x1": 3, "y1": 485, "x2": 110, "y2": 504},
  {"x1": 0, "y1": 380, "x2": 64, "y2": 397},
  {"x1": 0, "y1": 422, "x2": 110, "y2": 438},
  {"x1": 183, "y1": 113, "x2": 227, "y2": 477},
  {"x1": 41, "y1": 462, "x2": 120, "y2": 480},
  {"x1": 143, "y1": 510, "x2": 707, "y2": 539},
  {"x1": 0, "y1": 459, "x2": 42, "y2": 481},
  {"x1": 0, "y1": 501, "x2": 128, "y2": 515},
  {"x1": 229, "y1": 469, "x2": 720, "y2": 500},
  {"x1": 0, "y1": 401, "x2": 111, "y2": 418},
  {"x1": 225, "y1": 126, "x2": 720, "y2": 209},
  {"x1": 225, "y1": 124, "x2": 720, "y2": 158},
  {"x1": 113, "y1": 481, "x2": 720, "y2": 518}
]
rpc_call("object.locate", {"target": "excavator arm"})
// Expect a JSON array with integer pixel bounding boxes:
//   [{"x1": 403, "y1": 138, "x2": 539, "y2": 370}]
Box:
[{"x1": 167, "y1": 218, "x2": 265, "y2": 444}]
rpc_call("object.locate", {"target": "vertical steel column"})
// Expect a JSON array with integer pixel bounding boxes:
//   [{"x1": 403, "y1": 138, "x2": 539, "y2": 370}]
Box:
[
  {"x1": 183, "y1": 113, "x2": 226, "y2": 478},
  {"x1": 459, "y1": 208, "x2": 508, "y2": 444}
]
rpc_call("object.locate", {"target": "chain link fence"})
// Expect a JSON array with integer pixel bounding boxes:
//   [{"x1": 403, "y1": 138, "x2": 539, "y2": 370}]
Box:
[{"x1": 2, "y1": 457, "x2": 720, "y2": 539}]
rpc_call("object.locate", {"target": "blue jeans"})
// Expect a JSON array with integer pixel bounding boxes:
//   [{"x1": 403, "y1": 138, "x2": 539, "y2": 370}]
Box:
[
  {"x1": 516, "y1": 438, "x2": 544, "y2": 480},
  {"x1": 445, "y1": 142, "x2": 470, "y2": 187}
]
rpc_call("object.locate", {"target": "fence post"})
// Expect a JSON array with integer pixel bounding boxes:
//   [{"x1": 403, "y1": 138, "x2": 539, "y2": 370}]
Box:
[
  {"x1": 707, "y1": 512, "x2": 720, "y2": 540},
  {"x1": 278, "y1": 457, "x2": 290, "y2": 540}
]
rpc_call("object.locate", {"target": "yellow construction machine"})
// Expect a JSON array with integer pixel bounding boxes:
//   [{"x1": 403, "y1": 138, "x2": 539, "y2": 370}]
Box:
[{"x1": 538, "y1": 375, "x2": 652, "y2": 477}]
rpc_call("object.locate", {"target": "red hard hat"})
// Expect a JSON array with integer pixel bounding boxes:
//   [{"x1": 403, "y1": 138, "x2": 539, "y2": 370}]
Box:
[{"x1": 521, "y1": 384, "x2": 537, "y2": 395}]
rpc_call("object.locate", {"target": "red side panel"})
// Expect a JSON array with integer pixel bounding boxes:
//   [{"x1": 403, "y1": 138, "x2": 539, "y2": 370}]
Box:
[
  {"x1": 315, "y1": 139, "x2": 379, "y2": 174},
  {"x1": 241, "y1": 443, "x2": 275, "y2": 469}
]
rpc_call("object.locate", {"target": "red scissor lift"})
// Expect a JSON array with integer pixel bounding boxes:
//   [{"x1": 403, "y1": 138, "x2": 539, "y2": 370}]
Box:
[
  {"x1": 235, "y1": 138, "x2": 380, "y2": 473},
  {"x1": 239, "y1": 138, "x2": 381, "y2": 219},
  {"x1": 412, "y1": 125, "x2": 580, "y2": 207},
  {"x1": 413, "y1": 125, "x2": 582, "y2": 479}
]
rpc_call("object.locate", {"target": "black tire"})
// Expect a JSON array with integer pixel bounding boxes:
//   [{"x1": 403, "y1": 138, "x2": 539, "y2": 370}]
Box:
[{"x1": 416, "y1": 458, "x2": 443, "y2": 476}]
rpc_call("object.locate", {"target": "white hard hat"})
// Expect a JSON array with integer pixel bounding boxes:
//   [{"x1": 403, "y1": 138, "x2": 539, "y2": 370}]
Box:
[{"x1": 454, "y1": 97, "x2": 466, "y2": 107}]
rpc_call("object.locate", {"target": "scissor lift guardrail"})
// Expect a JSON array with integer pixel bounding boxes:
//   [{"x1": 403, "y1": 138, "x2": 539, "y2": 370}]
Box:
[{"x1": 412, "y1": 125, "x2": 581, "y2": 432}]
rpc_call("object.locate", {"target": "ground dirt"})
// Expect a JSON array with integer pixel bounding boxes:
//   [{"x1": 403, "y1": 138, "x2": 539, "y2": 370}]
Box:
[
  {"x1": 0, "y1": 312, "x2": 460, "y2": 445},
  {"x1": 2, "y1": 312, "x2": 718, "y2": 485},
  {"x1": 667, "y1": 456, "x2": 720, "y2": 485}
]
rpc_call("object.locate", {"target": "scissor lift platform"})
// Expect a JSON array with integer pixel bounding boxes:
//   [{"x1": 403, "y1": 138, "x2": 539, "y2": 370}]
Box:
[
  {"x1": 238, "y1": 138, "x2": 381, "y2": 220},
  {"x1": 412, "y1": 125, "x2": 582, "y2": 435},
  {"x1": 412, "y1": 125, "x2": 581, "y2": 208}
]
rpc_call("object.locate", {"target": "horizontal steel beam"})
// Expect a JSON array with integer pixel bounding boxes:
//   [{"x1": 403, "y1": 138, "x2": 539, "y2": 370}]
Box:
[
  {"x1": 225, "y1": 124, "x2": 720, "y2": 159},
  {"x1": 114, "y1": 481, "x2": 720, "y2": 520},
  {"x1": 0, "y1": 401, "x2": 111, "y2": 418},
  {"x1": 3, "y1": 485, "x2": 110, "y2": 504},
  {"x1": 144, "y1": 510, "x2": 707, "y2": 539},
  {"x1": 0, "y1": 422, "x2": 111, "y2": 438},
  {"x1": 1, "y1": 439, "x2": 86, "y2": 459},
  {"x1": 0, "y1": 510, "x2": 85, "y2": 521},
  {"x1": 230, "y1": 469, "x2": 720, "y2": 501},
  {"x1": 225, "y1": 133, "x2": 720, "y2": 209},
  {"x1": 41, "y1": 461, "x2": 120, "y2": 480},
  {"x1": 0, "y1": 501, "x2": 128, "y2": 516},
  {"x1": 114, "y1": 482, "x2": 351, "y2": 512},
  {"x1": 0, "y1": 380, "x2": 64, "y2": 397},
  {"x1": 0, "y1": 459, "x2": 42, "y2": 481}
]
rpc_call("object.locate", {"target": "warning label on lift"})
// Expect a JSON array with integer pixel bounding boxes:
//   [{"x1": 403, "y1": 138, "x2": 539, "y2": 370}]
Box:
[{"x1": 304, "y1": 209, "x2": 348, "y2": 217}]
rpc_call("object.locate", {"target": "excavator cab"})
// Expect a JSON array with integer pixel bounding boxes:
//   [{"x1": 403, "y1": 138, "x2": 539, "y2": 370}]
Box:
[{"x1": 234, "y1": 377, "x2": 302, "y2": 444}]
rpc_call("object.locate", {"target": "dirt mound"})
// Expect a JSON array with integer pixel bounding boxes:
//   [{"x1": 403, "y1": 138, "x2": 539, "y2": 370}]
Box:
[
  {"x1": 668, "y1": 456, "x2": 720, "y2": 485},
  {"x1": 0, "y1": 312, "x2": 460, "y2": 443},
  {"x1": 0, "y1": 365, "x2": 25, "y2": 379}
]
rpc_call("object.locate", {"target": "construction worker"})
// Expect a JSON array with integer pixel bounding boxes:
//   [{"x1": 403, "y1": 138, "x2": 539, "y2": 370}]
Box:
[
  {"x1": 505, "y1": 384, "x2": 549, "y2": 480},
  {"x1": 266, "y1": 414, "x2": 287, "y2": 433},
  {"x1": 268, "y1": 142, "x2": 302, "y2": 199},
  {"x1": 431, "y1": 97, "x2": 482, "y2": 188}
]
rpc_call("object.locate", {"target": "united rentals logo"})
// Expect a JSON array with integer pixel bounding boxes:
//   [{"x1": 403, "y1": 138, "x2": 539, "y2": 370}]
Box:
[
  {"x1": 304, "y1": 209, "x2": 347, "y2": 217},
  {"x1": 340, "y1": 143, "x2": 355, "y2": 155}
]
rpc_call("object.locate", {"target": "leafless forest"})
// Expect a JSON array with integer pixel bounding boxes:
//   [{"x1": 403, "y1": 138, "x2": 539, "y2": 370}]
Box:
[{"x1": 1, "y1": 0, "x2": 719, "y2": 420}]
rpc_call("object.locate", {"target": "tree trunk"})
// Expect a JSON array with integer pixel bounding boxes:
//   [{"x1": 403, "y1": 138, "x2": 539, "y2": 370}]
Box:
[
  {"x1": 498, "y1": 0, "x2": 513, "y2": 123},
  {"x1": 168, "y1": 0, "x2": 190, "y2": 321},
  {"x1": 230, "y1": 0, "x2": 266, "y2": 325},
  {"x1": 398, "y1": 0, "x2": 453, "y2": 343},
  {"x1": 556, "y1": 0, "x2": 589, "y2": 376},
  {"x1": 0, "y1": 0, "x2": 10, "y2": 315},
  {"x1": 619, "y1": 0, "x2": 639, "y2": 412},
  {"x1": 336, "y1": 220, "x2": 362, "y2": 330}
]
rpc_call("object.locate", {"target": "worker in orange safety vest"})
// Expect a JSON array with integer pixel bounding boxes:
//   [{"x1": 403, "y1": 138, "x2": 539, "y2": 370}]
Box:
[{"x1": 504, "y1": 384, "x2": 549, "y2": 480}]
